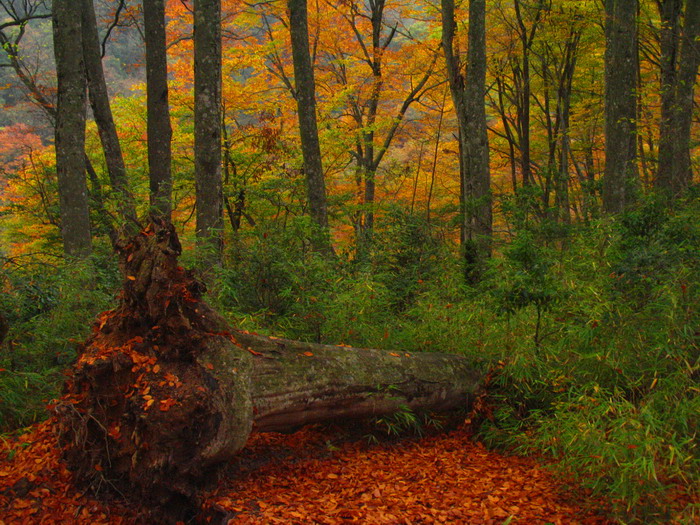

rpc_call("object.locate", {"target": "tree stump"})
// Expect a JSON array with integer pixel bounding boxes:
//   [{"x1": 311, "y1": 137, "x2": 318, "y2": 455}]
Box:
[{"x1": 55, "y1": 220, "x2": 481, "y2": 522}]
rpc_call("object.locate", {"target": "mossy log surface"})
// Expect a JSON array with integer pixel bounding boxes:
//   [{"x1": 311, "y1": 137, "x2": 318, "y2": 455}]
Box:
[
  {"x1": 54, "y1": 220, "x2": 481, "y2": 522},
  {"x1": 234, "y1": 331, "x2": 480, "y2": 433}
]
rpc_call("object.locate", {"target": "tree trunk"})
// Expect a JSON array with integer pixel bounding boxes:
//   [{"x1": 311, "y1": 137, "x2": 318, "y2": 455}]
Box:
[
  {"x1": 656, "y1": 0, "x2": 682, "y2": 195},
  {"x1": 441, "y1": 0, "x2": 492, "y2": 282},
  {"x1": 671, "y1": 0, "x2": 700, "y2": 191},
  {"x1": 56, "y1": 220, "x2": 481, "y2": 523},
  {"x1": 143, "y1": 0, "x2": 173, "y2": 219},
  {"x1": 555, "y1": 26, "x2": 580, "y2": 225},
  {"x1": 288, "y1": 0, "x2": 330, "y2": 245},
  {"x1": 239, "y1": 331, "x2": 479, "y2": 433},
  {"x1": 195, "y1": 0, "x2": 224, "y2": 261},
  {"x1": 557, "y1": 93, "x2": 572, "y2": 224},
  {"x1": 440, "y1": 0, "x2": 467, "y2": 241},
  {"x1": 656, "y1": 0, "x2": 700, "y2": 197},
  {"x1": 514, "y1": 0, "x2": 534, "y2": 188},
  {"x1": 0, "y1": 311, "x2": 8, "y2": 347},
  {"x1": 52, "y1": 0, "x2": 92, "y2": 258},
  {"x1": 603, "y1": 0, "x2": 639, "y2": 213},
  {"x1": 81, "y1": 0, "x2": 138, "y2": 231},
  {"x1": 463, "y1": 0, "x2": 492, "y2": 279}
]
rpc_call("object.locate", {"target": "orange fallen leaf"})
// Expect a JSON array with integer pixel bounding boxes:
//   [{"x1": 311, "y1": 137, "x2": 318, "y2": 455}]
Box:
[
  {"x1": 246, "y1": 346, "x2": 263, "y2": 356},
  {"x1": 159, "y1": 399, "x2": 177, "y2": 412}
]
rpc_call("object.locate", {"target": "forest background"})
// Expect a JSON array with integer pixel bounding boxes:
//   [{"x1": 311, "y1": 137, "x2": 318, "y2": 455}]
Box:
[{"x1": 0, "y1": 0, "x2": 698, "y2": 522}]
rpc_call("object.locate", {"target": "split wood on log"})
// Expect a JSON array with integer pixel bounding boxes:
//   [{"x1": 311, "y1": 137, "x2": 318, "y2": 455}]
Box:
[{"x1": 55, "y1": 219, "x2": 481, "y2": 522}]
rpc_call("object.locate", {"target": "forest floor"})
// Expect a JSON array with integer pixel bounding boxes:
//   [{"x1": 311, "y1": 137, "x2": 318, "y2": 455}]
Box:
[{"x1": 0, "y1": 418, "x2": 615, "y2": 524}]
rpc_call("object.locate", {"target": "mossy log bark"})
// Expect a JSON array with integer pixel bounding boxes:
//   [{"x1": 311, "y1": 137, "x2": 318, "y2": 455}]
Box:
[
  {"x1": 55, "y1": 220, "x2": 481, "y2": 522},
  {"x1": 238, "y1": 331, "x2": 480, "y2": 433}
]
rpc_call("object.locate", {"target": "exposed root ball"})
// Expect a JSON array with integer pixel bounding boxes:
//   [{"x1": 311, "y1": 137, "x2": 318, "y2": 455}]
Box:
[{"x1": 55, "y1": 220, "x2": 253, "y2": 521}]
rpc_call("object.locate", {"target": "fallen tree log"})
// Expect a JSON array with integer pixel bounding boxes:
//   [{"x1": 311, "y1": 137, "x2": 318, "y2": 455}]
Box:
[
  {"x1": 55, "y1": 220, "x2": 481, "y2": 522},
  {"x1": 242, "y1": 331, "x2": 480, "y2": 433}
]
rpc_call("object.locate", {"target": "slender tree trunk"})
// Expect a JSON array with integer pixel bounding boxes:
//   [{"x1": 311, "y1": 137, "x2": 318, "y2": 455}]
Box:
[
  {"x1": 358, "y1": 58, "x2": 383, "y2": 245},
  {"x1": 514, "y1": 0, "x2": 535, "y2": 188},
  {"x1": 52, "y1": 0, "x2": 92, "y2": 257},
  {"x1": 603, "y1": 0, "x2": 639, "y2": 213},
  {"x1": 363, "y1": 160, "x2": 376, "y2": 239},
  {"x1": 557, "y1": 94, "x2": 572, "y2": 224},
  {"x1": 656, "y1": 0, "x2": 700, "y2": 197},
  {"x1": 672, "y1": 0, "x2": 700, "y2": 190},
  {"x1": 441, "y1": 0, "x2": 491, "y2": 282},
  {"x1": 495, "y1": 75, "x2": 519, "y2": 192},
  {"x1": 657, "y1": 0, "x2": 683, "y2": 194},
  {"x1": 637, "y1": 65, "x2": 651, "y2": 186},
  {"x1": 362, "y1": 0, "x2": 388, "y2": 241},
  {"x1": 81, "y1": 0, "x2": 137, "y2": 231},
  {"x1": 143, "y1": 0, "x2": 172, "y2": 220},
  {"x1": 518, "y1": 53, "x2": 532, "y2": 188},
  {"x1": 556, "y1": 29, "x2": 580, "y2": 224},
  {"x1": 540, "y1": 55, "x2": 556, "y2": 213},
  {"x1": 195, "y1": 0, "x2": 224, "y2": 260},
  {"x1": 288, "y1": 0, "x2": 331, "y2": 247},
  {"x1": 441, "y1": 0, "x2": 468, "y2": 245},
  {"x1": 426, "y1": 87, "x2": 448, "y2": 224},
  {"x1": 464, "y1": 0, "x2": 492, "y2": 277},
  {"x1": 0, "y1": 312, "x2": 7, "y2": 347}
]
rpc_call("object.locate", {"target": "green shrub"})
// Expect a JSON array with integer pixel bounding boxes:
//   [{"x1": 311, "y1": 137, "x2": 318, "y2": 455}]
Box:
[
  {"x1": 1, "y1": 191, "x2": 697, "y2": 523},
  {"x1": 0, "y1": 248, "x2": 118, "y2": 430},
  {"x1": 475, "y1": 195, "x2": 700, "y2": 522}
]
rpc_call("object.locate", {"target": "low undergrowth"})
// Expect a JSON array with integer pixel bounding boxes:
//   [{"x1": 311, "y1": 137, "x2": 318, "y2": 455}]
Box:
[
  {"x1": 0, "y1": 245, "x2": 118, "y2": 429},
  {"x1": 1, "y1": 195, "x2": 698, "y2": 522}
]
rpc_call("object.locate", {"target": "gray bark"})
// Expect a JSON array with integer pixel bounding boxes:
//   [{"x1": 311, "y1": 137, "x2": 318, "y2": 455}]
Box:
[
  {"x1": 441, "y1": 0, "x2": 492, "y2": 281},
  {"x1": 656, "y1": 0, "x2": 700, "y2": 197},
  {"x1": 513, "y1": 0, "x2": 536, "y2": 188},
  {"x1": 656, "y1": 0, "x2": 683, "y2": 194},
  {"x1": 52, "y1": 0, "x2": 92, "y2": 257},
  {"x1": 288, "y1": 0, "x2": 330, "y2": 242},
  {"x1": 81, "y1": 0, "x2": 138, "y2": 231},
  {"x1": 143, "y1": 0, "x2": 173, "y2": 219},
  {"x1": 603, "y1": 0, "x2": 639, "y2": 213},
  {"x1": 464, "y1": 0, "x2": 492, "y2": 275},
  {"x1": 195, "y1": 0, "x2": 224, "y2": 259},
  {"x1": 232, "y1": 331, "x2": 481, "y2": 433},
  {"x1": 57, "y1": 220, "x2": 482, "y2": 519},
  {"x1": 556, "y1": 29, "x2": 580, "y2": 224}
]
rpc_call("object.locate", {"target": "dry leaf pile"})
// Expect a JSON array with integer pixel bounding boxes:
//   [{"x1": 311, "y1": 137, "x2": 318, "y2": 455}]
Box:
[{"x1": 1, "y1": 418, "x2": 615, "y2": 524}]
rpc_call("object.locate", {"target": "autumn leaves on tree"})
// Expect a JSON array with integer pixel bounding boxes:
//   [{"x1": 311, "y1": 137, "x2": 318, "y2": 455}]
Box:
[
  {"x1": 1, "y1": 1, "x2": 699, "y2": 522},
  {"x1": 7, "y1": 1, "x2": 694, "y2": 268}
]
